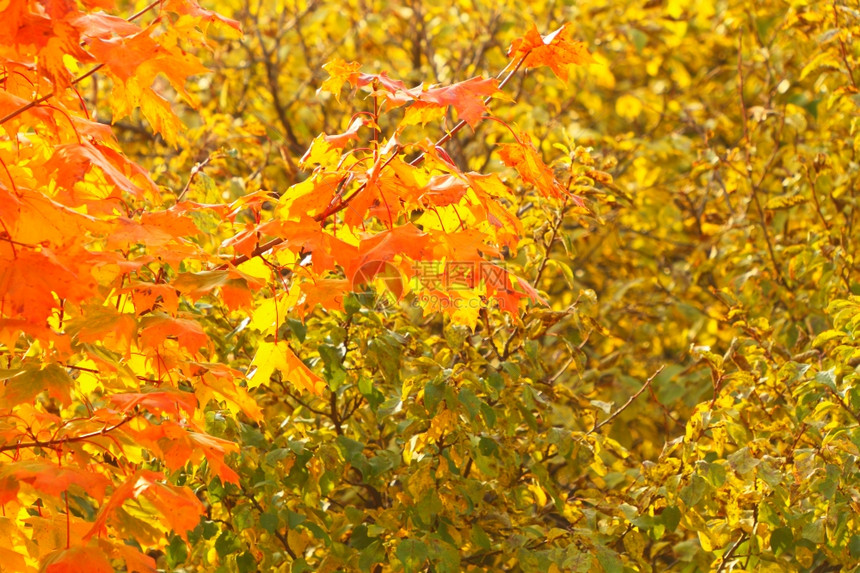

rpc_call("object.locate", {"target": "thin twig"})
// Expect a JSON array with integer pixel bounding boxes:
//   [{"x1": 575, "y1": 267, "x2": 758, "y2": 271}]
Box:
[
  {"x1": 65, "y1": 363, "x2": 164, "y2": 385},
  {"x1": 480, "y1": 308, "x2": 504, "y2": 361},
  {"x1": 825, "y1": 385, "x2": 860, "y2": 426},
  {"x1": 715, "y1": 534, "x2": 746, "y2": 573},
  {"x1": 543, "y1": 355, "x2": 574, "y2": 386},
  {"x1": 0, "y1": 414, "x2": 137, "y2": 452},
  {"x1": 409, "y1": 53, "x2": 527, "y2": 166},
  {"x1": 737, "y1": 33, "x2": 784, "y2": 286},
  {"x1": 242, "y1": 485, "x2": 298, "y2": 560},
  {"x1": 588, "y1": 366, "x2": 665, "y2": 435},
  {"x1": 177, "y1": 155, "x2": 216, "y2": 202}
]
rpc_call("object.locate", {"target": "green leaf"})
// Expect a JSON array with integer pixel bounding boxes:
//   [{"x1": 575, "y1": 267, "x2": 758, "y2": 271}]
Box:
[
  {"x1": 478, "y1": 436, "x2": 498, "y2": 456},
  {"x1": 812, "y1": 329, "x2": 843, "y2": 347},
  {"x1": 471, "y1": 523, "x2": 492, "y2": 551},
  {"x1": 287, "y1": 317, "x2": 307, "y2": 342},
  {"x1": 260, "y1": 512, "x2": 278, "y2": 533},
  {"x1": 770, "y1": 527, "x2": 793, "y2": 556},
  {"x1": 358, "y1": 376, "x2": 373, "y2": 396},
  {"x1": 396, "y1": 539, "x2": 428, "y2": 573},
  {"x1": 707, "y1": 462, "x2": 727, "y2": 487},
  {"x1": 480, "y1": 402, "x2": 497, "y2": 428},
  {"x1": 815, "y1": 368, "x2": 838, "y2": 391},
  {"x1": 3, "y1": 364, "x2": 73, "y2": 406},
  {"x1": 661, "y1": 506, "x2": 681, "y2": 532},
  {"x1": 367, "y1": 449, "x2": 400, "y2": 477},
  {"x1": 595, "y1": 545, "x2": 623, "y2": 573},
  {"x1": 368, "y1": 334, "x2": 402, "y2": 384},
  {"x1": 318, "y1": 343, "x2": 347, "y2": 389},
  {"x1": 630, "y1": 27, "x2": 647, "y2": 53},
  {"x1": 458, "y1": 387, "x2": 481, "y2": 420},
  {"x1": 349, "y1": 524, "x2": 374, "y2": 550},
  {"x1": 236, "y1": 551, "x2": 256, "y2": 573},
  {"x1": 336, "y1": 436, "x2": 366, "y2": 464},
  {"x1": 680, "y1": 475, "x2": 708, "y2": 507},
  {"x1": 358, "y1": 540, "x2": 385, "y2": 572},
  {"x1": 802, "y1": 519, "x2": 825, "y2": 544},
  {"x1": 287, "y1": 510, "x2": 306, "y2": 529},
  {"x1": 302, "y1": 521, "x2": 331, "y2": 543},
  {"x1": 343, "y1": 293, "x2": 361, "y2": 315},
  {"x1": 173, "y1": 270, "x2": 229, "y2": 294},
  {"x1": 727, "y1": 447, "x2": 760, "y2": 475},
  {"x1": 427, "y1": 536, "x2": 461, "y2": 573},
  {"x1": 424, "y1": 380, "x2": 445, "y2": 414},
  {"x1": 166, "y1": 534, "x2": 188, "y2": 568}
]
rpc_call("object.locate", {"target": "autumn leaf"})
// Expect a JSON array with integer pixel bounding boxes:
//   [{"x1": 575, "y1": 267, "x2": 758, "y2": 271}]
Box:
[
  {"x1": 162, "y1": 0, "x2": 242, "y2": 33},
  {"x1": 498, "y1": 134, "x2": 571, "y2": 199},
  {"x1": 195, "y1": 368, "x2": 264, "y2": 422},
  {"x1": 109, "y1": 389, "x2": 198, "y2": 417},
  {"x1": 295, "y1": 279, "x2": 349, "y2": 318},
  {"x1": 0, "y1": 247, "x2": 98, "y2": 323},
  {"x1": 403, "y1": 77, "x2": 500, "y2": 127},
  {"x1": 0, "y1": 460, "x2": 110, "y2": 502},
  {"x1": 85, "y1": 471, "x2": 204, "y2": 542},
  {"x1": 508, "y1": 23, "x2": 594, "y2": 80},
  {"x1": 248, "y1": 340, "x2": 325, "y2": 394},
  {"x1": 42, "y1": 545, "x2": 114, "y2": 573},
  {"x1": 325, "y1": 117, "x2": 365, "y2": 147},
  {"x1": 187, "y1": 431, "x2": 240, "y2": 484},
  {"x1": 319, "y1": 59, "x2": 362, "y2": 101},
  {"x1": 139, "y1": 314, "x2": 210, "y2": 354}
]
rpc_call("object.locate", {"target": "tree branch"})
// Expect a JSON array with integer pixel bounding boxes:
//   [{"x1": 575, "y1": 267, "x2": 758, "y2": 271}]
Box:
[
  {"x1": 588, "y1": 365, "x2": 665, "y2": 435},
  {"x1": 0, "y1": 414, "x2": 137, "y2": 452}
]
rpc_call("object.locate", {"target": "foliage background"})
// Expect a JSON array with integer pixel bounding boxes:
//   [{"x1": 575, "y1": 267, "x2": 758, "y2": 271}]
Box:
[{"x1": 4, "y1": 0, "x2": 860, "y2": 571}]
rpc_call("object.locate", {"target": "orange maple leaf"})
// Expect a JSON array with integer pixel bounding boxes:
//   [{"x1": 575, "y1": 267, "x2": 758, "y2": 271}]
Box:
[
  {"x1": 0, "y1": 460, "x2": 110, "y2": 502},
  {"x1": 139, "y1": 315, "x2": 210, "y2": 354},
  {"x1": 508, "y1": 23, "x2": 594, "y2": 81},
  {"x1": 85, "y1": 470, "x2": 204, "y2": 542},
  {"x1": 498, "y1": 133, "x2": 568, "y2": 198},
  {"x1": 413, "y1": 77, "x2": 500, "y2": 127},
  {"x1": 42, "y1": 545, "x2": 114, "y2": 573},
  {"x1": 109, "y1": 389, "x2": 198, "y2": 417}
]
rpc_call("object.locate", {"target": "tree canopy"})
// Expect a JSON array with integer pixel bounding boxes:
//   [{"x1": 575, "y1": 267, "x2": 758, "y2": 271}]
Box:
[{"x1": 1, "y1": 0, "x2": 860, "y2": 572}]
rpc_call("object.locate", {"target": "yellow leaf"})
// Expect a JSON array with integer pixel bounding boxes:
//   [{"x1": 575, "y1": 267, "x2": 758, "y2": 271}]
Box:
[
  {"x1": 615, "y1": 94, "x2": 642, "y2": 120},
  {"x1": 623, "y1": 529, "x2": 645, "y2": 559},
  {"x1": 402, "y1": 104, "x2": 446, "y2": 127},
  {"x1": 248, "y1": 341, "x2": 324, "y2": 394},
  {"x1": 247, "y1": 341, "x2": 279, "y2": 389},
  {"x1": 812, "y1": 329, "x2": 843, "y2": 348},
  {"x1": 319, "y1": 59, "x2": 362, "y2": 101},
  {"x1": 765, "y1": 194, "x2": 807, "y2": 210},
  {"x1": 424, "y1": 409, "x2": 458, "y2": 442},
  {"x1": 237, "y1": 257, "x2": 272, "y2": 282},
  {"x1": 697, "y1": 529, "x2": 713, "y2": 552},
  {"x1": 529, "y1": 483, "x2": 548, "y2": 507},
  {"x1": 250, "y1": 288, "x2": 301, "y2": 334}
]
